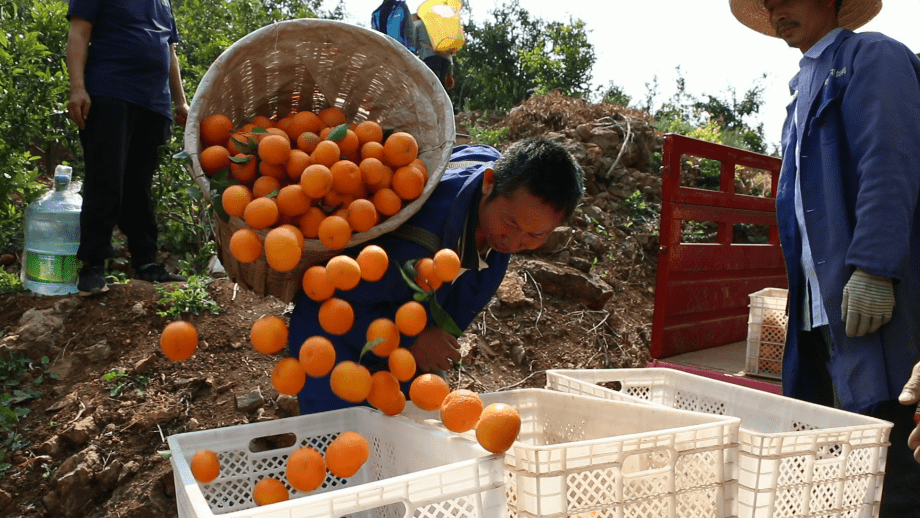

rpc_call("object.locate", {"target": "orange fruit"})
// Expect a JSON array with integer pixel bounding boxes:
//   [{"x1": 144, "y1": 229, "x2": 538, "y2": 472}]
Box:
[
  {"x1": 395, "y1": 301, "x2": 427, "y2": 336},
  {"x1": 475, "y1": 403, "x2": 521, "y2": 454},
  {"x1": 250, "y1": 315, "x2": 288, "y2": 355},
  {"x1": 346, "y1": 199, "x2": 378, "y2": 233},
  {"x1": 300, "y1": 164, "x2": 334, "y2": 199},
  {"x1": 354, "y1": 120, "x2": 383, "y2": 146},
  {"x1": 200, "y1": 145, "x2": 232, "y2": 176},
  {"x1": 382, "y1": 131, "x2": 418, "y2": 168},
  {"x1": 410, "y1": 158, "x2": 428, "y2": 179},
  {"x1": 439, "y1": 389, "x2": 483, "y2": 433},
  {"x1": 258, "y1": 134, "x2": 292, "y2": 165},
  {"x1": 324, "y1": 431, "x2": 369, "y2": 479},
  {"x1": 243, "y1": 197, "x2": 279, "y2": 230},
  {"x1": 221, "y1": 184, "x2": 252, "y2": 218},
  {"x1": 366, "y1": 370, "x2": 401, "y2": 411},
  {"x1": 160, "y1": 320, "x2": 198, "y2": 361},
  {"x1": 276, "y1": 184, "x2": 311, "y2": 217},
  {"x1": 318, "y1": 106, "x2": 347, "y2": 128},
  {"x1": 365, "y1": 317, "x2": 400, "y2": 357},
  {"x1": 190, "y1": 449, "x2": 220, "y2": 483},
  {"x1": 329, "y1": 360, "x2": 371, "y2": 403},
  {"x1": 318, "y1": 297, "x2": 354, "y2": 335},
  {"x1": 325, "y1": 255, "x2": 361, "y2": 291},
  {"x1": 330, "y1": 160, "x2": 362, "y2": 195},
  {"x1": 298, "y1": 207, "x2": 326, "y2": 239},
  {"x1": 227, "y1": 133, "x2": 256, "y2": 155},
  {"x1": 271, "y1": 357, "x2": 306, "y2": 396},
  {"x1": 201, "y1": 113, "x2": 234, "y2": 146},
  {"x1": 298, "y1": 336, "x2": 336, "y2": 377},
  {"x1": 324, "y1": 190, "x2": 356, "y2": 211},
  {"x1": 371, "y1": 188, "x2": 402, "y2": 217},
  {"x1": 285, "y1": 149, "x2": 312, "y2": 182},
  {"x1": 301, "y1": 265, "x2": 336, "y2": 302},
  {"x1": 336, "y1": 129, "x2": 360, "y2": 157},
  {"x1": 408, "y1": 373, "x2": 450, "y2": 411},
  {"x1": 288, "y1": 111, "x2": 324, "y2": 141},
  {"x1": 356, "y1": 244, "x2": 388, "y2": 282},
  {"x1": 252, "y1": 175, "x2": 281, "y2": 198},
  {"x1": 229, "y1": 228, "x2": 263, "y2": 263},
  {"x1": 391, "y1": 165, "x2": 425, "y2": 201},
  {"x1": 413, "y1": 257, "x2": 443, "y2": 291},
  {"x1": 264, "y1": 226, "x2": 303, "y2": 272},
  {"x1": 360, "y1": 141, "x2": 385, "y2": 162},
  {"x1": 433, "y1": 248, "x2": 461, "y2": 283},
  {"x1": 311, "y1": 140, "x2": 341, "y2": 168},
  {"x1": 377, "y1": 388, "x2": 407, "y2": 416},
  {"x1": 317, "y1": 215, "x2": 352, "y2": 250},
  {"x1": 279, "y1": 223, "x2": 305, "y2": 249},
  {"x1": 296, "y1": 131, "x2": 322, "y2": 154},
  {"x1": 229, "y1": 153, "x2": 257, "y2": 184},
  {"x1": 259, "y1": 160, "x2": 287, "y2": 181},
  {"x1": 276, "y1": 114, "x2": 294, "y2": 134},
  {"x1": 387, "y1": 348, "x2": 417, "y2": 382},
  {"x1": 359, "y1": 158, "x2": 389, "y2": 186},
  {"x1": 286, "y1": 447, "x2": 326, "y2": 493},
  {"x1": 253, "y1": 477, "x2": 289, "y2": 506},
  {"x1": 249, "y1": 114, "x2": 274, "y2": 129}
]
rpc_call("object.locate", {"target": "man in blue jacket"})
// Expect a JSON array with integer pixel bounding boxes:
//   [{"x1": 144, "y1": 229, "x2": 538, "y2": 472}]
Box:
[
  {"x1": 731, "y1": 0, "x2": 920, "y2": 514},
  {"x1": 288, "y1": 137, "x2": 583, "y2": 415}
]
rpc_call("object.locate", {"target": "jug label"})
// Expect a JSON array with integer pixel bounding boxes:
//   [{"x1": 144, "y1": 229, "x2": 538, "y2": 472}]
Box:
[{"x1": 25, "y1": 252, "x2": 79, "y2": 284}]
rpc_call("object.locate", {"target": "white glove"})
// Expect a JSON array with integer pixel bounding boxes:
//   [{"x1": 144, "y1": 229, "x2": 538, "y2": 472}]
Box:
[
  {"x1": 898, "y1": 361, "x2": 920, "y2": 463},
  {"x1": 841, "y1": 268, "x2": 894, "y2": 337}
]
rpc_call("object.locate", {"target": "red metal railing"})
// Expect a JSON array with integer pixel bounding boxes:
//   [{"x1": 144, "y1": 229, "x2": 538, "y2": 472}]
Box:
[{"x1": 650, "y1": 134, "x2": 786, "y2": 358}]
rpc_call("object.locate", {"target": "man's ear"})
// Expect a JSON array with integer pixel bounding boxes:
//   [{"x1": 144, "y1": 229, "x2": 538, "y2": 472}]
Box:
[{"x1": 481, "y1": 168, "x2": 495, "y2": 196}]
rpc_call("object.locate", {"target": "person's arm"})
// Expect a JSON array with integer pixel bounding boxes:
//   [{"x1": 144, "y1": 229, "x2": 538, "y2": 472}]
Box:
[
  {"x1": 169, "y1": 43, "x2": 189, "y2": 127},
  {"x1": 899, "y1": 361, "x2": 920, "y2": 463},
  {"x1": 66, "y1": 16, "x2": 93, "y2": 130}
]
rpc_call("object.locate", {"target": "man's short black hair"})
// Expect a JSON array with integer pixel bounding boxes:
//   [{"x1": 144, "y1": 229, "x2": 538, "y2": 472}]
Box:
[{"x1": 488, "y1": 137, "x2": 584, "y2": 221}]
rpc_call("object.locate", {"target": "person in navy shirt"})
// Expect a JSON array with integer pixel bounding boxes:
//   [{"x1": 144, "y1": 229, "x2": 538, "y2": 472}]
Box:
[{"x1": 66, "y1": 0, "x2": 190, "y2": 294}]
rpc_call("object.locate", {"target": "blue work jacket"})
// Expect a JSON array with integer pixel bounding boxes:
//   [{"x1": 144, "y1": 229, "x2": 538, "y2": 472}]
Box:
[{"x1": 777, "y1": 30, "x2": 920, "y2": 414}]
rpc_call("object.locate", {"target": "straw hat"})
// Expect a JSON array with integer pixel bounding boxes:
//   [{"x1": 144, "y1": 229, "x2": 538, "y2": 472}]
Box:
[{"x1": 730, "y1": 0, "x2": 882, "y2": 37}]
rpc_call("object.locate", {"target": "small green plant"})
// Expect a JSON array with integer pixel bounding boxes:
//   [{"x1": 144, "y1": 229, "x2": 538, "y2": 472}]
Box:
[
  {"x1": 0, "y1": 270, "x2": 25, "y2": 294},
  {"x1": 1, "y1": 353, "x2": 50, "y2": 475},
  {"x1": 468, "y1": 123, "x2": 509, "y2": 148},
  {"x1": 155, "y1": 275, "x2": 221, "y2": 318},
  {"x1": 102, "y1": 369, "x2": 149, "y2": 397}
]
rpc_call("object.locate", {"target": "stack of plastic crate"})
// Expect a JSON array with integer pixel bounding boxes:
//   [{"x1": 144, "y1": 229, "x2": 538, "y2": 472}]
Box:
[{"x1": 745, "y1": 288, "x2": 789, "y2": 378}]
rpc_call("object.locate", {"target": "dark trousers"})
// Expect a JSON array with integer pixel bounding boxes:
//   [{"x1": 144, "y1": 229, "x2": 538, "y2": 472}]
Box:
[
  {"x1": 423, "y1": 55, "x2": 450, "y2": 86},
  {"x1": 801, "y1": 327, "x2": 920, "y2": 517},
  {"x1": 76, "y1": 96, "x2": 170, "y2": 268}
]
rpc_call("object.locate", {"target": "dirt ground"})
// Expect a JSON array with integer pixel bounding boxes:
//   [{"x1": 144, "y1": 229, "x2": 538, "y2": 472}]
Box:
[{"x1": 0, "y1": 94, "x2": 663, "y2": 517}]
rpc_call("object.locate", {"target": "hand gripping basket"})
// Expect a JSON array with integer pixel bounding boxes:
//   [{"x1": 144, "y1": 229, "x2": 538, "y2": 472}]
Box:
[{"x1": 184, "y1": 18, "x2": 455, "y2": 303}]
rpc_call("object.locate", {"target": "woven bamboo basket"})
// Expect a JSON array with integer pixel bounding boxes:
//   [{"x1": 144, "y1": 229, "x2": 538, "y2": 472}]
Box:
[{"x1": 185, "y1": 19, "x2": 455, "y2": 303}]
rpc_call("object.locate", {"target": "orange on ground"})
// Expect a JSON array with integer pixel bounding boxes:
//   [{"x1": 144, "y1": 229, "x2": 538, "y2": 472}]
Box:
[
  {"x1": 229, "y1": 228, "x2": 262, "y2": 263},
  {"x1": 324, "y1": 431, "x2": 369, "y2": 478},
  {"x1": 286, "y1": 447, "x2": 326, "y2": 493},
  {"x1": 243, "y1": 197, "x2": 279, "y2": 230},
  {"x1": 360, "y1": 141, "x2": 385, "y2": 162},
  {"x1": 318, "y1": 297, "x2": 354, "y2": 335},
  {"x1": 366, "y1": 370, "x2": 401, "y2": 411},
  {"x1": 382, "y1": 131, "x2": 418, "y2": 168},
  {"x1": 433, "y1": 248, "x2": 461, "y2": 283},
  {"x1": 276, "y1": 184, "x2": 311, "y2": 217},
  {"x1": 288, "y1": 111, "x2": 324, "y2": 141},
  {"x1": 475, "y1": 403, "x2": 521, "y2": 454},
  {"x1": 300, "y1": 164, "x2": 334, "y2": 199},
  {"x1": 359, "y1": 158, "x2": 389, "y2": 186},
  {"x1": 271, "y1": 357, "x2": 306, "y2": 396},
  {"x1": 229, "y1": 153, "x2": 257, "y2": 184},
  {"x1": 252, "y1": 175, "x2": 281, "y2": 198},
  {"x1": 395, "y1": 301, "x2": 427, "y2": 336},
  {"x1": 366, "y1": 317, "x2": 400, "y2": 357},
  {"x1": 296, "y1": 131, "x2": 321, "y2": 154},
  {"x1": 250, "y1": 315, "x2": 288, "y2": 355},
  {"x1": 347, "y1": 199, "x2": 378, "y2": 233},
  {"x1": 298, "y1": 207, "x2": 326, "y2": 239},
  {"x1": 354, "y1": 120, "x2": 383, "y2": 146},
  {"x1": 377, "y1": 388, "x2": 407, "y2": 416},
  {"x1": 200, "y1": 145, "x2": 231, "y2": 176},
  {"x1": 356, "y1": 244, "x2": 388, "y2": 282},
  {"x1": 330, "y1": 160, "x2": 362, "y2": 194},
  {"x1": 414, "y1": 257, "x2": 443, "y2": 291},
  {"x1": 298, "y1": 336, "x2": 336, "y2": 377},
  {"x1": 221, "y1": 184, "x2": 252, "y2": 218},
  {"x1": 317, "y1": 215, "x2": 352, "y2": 250},
  {"x1": 391, "y1": 165, "x2": 425, "y2": 201},
  {"x1": 372, "y1": 188, "x2": 402, "y2": 217},
  {"x1": 325, "y1": 255, "x2": 361, "y2": 291},
  {"x1": 160, "y1": 320, "x2": 198, "y2": 361},
  {"x1": 311, "y1": 140, "x2": 340, "y2": 168},
  {"x1": 387, "y1": 348, "x2": 417, "y2": 382},
  {"x1": 253, "y1": 477, "x2": 289, "y2": 506},
  {"x1": 408, "y1": 373, "x2": 450, "y2": 411},
  {"x1": 286, "y1": 149, "x2": 312, "y2": 181},
  {"x1": 190, "y1": 449, "x2": 220, "y2": 483},
  {"x1": 264, "y1": 226, "x2": 302, "y2": 272},
  {"x1": 318, "y1": 106, "x2": 347, "y2": 128},
  {"x1": 439, "y1": 389, "x2": 483, "y2": 433},
  {"x1": 329, "y1": 361, "x2": 371, "y2": 403},
  {"x1": 258, "y1": 134, "x2": 292, "y2": 165},
  {"x1": 259, "y1": 160, "x2": 287, "y2": 181},
  {"x1": 201, "y1": 114, "x2": 234, "y2": 146},
  {"x1": 301, "y1": 265, "x2": 336, "y2": 302}
]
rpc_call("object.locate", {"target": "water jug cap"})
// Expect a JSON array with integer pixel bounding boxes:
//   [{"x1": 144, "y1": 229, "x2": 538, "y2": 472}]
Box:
[{"x1": 54, "y1": 165, "x2": 73, "y2": 191}]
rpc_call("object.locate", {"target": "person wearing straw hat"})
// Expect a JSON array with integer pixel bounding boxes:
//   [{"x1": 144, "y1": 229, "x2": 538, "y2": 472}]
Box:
[{"x1": 730, "y1": 0, "x2": 920, "y2": 513}]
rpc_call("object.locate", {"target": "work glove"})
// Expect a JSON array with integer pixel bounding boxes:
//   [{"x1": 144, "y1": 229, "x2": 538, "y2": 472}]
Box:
[
  {"x1": 898, "y1": 361, "x2": 920, "y2": 463},
  {"x1": 841, "y1": 268, "x2": 894, "y2": 337},
  {"x1": 444, "y1": 74, "x2": 455, "y2": 90}
]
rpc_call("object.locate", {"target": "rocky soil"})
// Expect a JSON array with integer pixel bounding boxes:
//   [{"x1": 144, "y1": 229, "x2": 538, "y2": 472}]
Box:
[{"x1": 0, "y1": 92, "x2": 666, "y2": 518}]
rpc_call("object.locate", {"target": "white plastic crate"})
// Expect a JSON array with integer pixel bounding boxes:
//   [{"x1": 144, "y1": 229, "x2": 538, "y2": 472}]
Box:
[
  {"x1": 401, "y1": 388, "x2": 741, "y2": 518},
  {"x1": 546, "y1": 368, "x2": 892, "y2": 518},
  {"x1": 168, "y1": 406, "x2": 506, "y2": 518},
  {"x1": 745, "y1": 288, "x2": 789, "y2": 379}
]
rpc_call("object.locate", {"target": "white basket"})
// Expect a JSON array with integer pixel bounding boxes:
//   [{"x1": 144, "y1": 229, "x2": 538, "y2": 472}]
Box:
[
  {"x1": 168, "y1": 407, "x2": 505, "y2": 518},
  {"x1": 545, "y1": 368, "x2": 892, "y2": 518},
  {"x1": 745, "y1": 288, "x2": 789, "y2": 379},
  {"x1": 401, "y1": 388, "x2": 741, "y2": 518}
]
